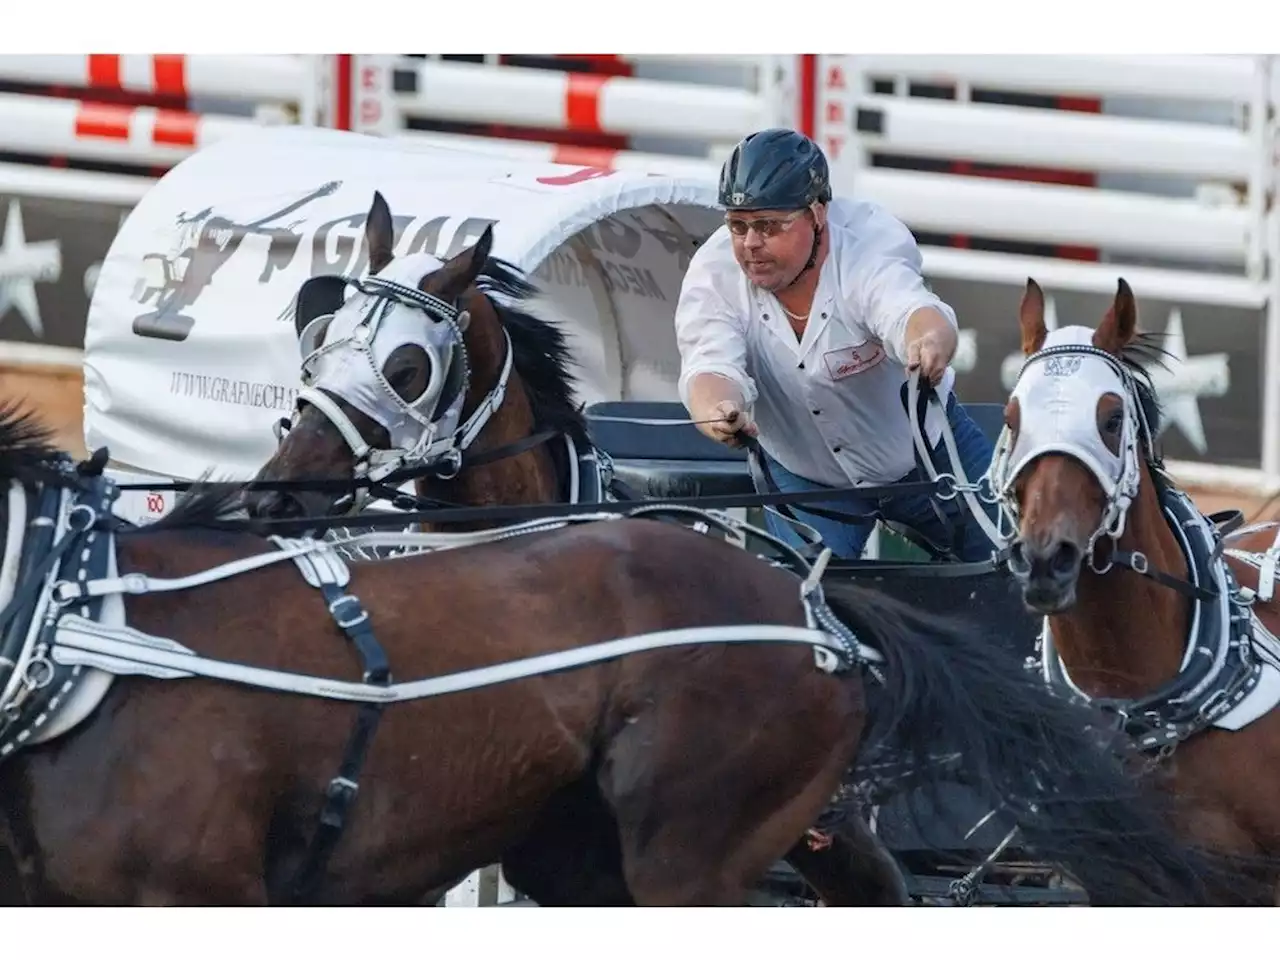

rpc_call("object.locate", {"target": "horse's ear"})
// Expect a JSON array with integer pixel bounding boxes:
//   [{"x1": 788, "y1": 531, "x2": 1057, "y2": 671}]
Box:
[
  {"x1": 366, "y1": 191, "x2": 394, "y2": 275},
  {"x1": 1019, "y1": 278, "x2": 1048, "y2": 355},
  {"x1": 1093, "y1": 278, "x2": 1137, "y2": 355},
  {"x1": 426, "y1": 225, "x2": 494, "y2": 299}
]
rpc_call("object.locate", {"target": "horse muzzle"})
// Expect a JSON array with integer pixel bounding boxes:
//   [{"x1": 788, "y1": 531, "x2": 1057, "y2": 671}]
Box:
[
  {"x1": 1007, "y1": 535, "x2": 1083, "y2": 614},
  {"x1": 245, "y1": 487, "x2": 341, "y2": 525}
]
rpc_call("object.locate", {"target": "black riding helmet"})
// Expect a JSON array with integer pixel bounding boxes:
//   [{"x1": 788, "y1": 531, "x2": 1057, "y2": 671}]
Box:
[
  {"x1": 719, "y1": 129, "x2": 832, "y2": 290},
  {"x1": 718, "y1": 128, "x2": 833, "y2": 211}
]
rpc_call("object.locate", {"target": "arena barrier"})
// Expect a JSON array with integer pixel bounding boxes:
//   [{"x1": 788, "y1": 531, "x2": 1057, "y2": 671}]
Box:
[
  {"x1": 0, "y1": 55, "x2": 321, "y2": 169},
  {"x1": 812, "y1": 54, "x2": 1279, "y2": 493},
  {"x1": 340, "y1": 54, "x2": 801, "y2": 165}
]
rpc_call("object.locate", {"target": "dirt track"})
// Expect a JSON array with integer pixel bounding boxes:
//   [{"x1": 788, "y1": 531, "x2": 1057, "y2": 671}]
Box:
[{"x1": 2, "y1": 364, "x2": 1276, "y2": 527}]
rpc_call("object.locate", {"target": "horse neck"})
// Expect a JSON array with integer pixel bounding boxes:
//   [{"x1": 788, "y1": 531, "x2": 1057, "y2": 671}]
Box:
[
  {"x1": 415, "y1": 309, "x2": 560, "y2": 520},
  {"x1": 1048, "y1": 462, "x2": 1191, "y2": 699}
]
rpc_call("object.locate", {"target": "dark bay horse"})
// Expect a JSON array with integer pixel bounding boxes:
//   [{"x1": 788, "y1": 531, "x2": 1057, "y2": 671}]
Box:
[
  {"x1": 0, "y1": 402, "x2": 1248, "y2": 905},
  {"x1": 248, "y1": 190, "x2": 591, "y2": 525},
  {"x1": 993, "y1": 278, "x2": 1280, "y2": 904}
]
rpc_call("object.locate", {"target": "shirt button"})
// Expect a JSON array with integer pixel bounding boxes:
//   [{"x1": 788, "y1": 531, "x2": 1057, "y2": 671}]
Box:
[
  {"x1": 821, "y1": 312, "x2": 828, "y2": 319},
  {"x1": 798, "y1": 362, "x2": 805, "y2": 370},
  {"x1": 812, "y1": 409, "x2": 821, "y2": 415},
  {"x1": 832, "y1": 446, "x2": 842, "y2": 454}
]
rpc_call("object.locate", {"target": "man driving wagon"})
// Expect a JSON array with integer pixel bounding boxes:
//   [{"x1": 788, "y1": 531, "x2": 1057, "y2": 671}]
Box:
[{"x1": 673, "y1": 128, "x2": 998, "y2": 561}]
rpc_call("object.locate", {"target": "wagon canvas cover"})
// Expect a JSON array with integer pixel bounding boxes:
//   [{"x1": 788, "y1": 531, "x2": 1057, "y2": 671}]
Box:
[{"x1": 83, "y1": 125, "x2": 724, "y2": 495}]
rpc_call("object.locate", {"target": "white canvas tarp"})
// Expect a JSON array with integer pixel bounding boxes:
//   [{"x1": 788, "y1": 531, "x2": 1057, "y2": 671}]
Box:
[{"x1": 82, "y1": 126, "x2": 724, "y2": 520}]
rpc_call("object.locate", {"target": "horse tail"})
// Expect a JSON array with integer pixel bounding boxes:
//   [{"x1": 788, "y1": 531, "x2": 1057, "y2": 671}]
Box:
[{"x1": 819, "y1": 579, "x2": 1254, "y2": 905}]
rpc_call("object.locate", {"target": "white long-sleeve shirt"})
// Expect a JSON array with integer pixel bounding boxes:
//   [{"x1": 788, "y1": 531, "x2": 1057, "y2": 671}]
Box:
[{"x1": 674, "y1": 197, "x2": 958, "y2": 487}]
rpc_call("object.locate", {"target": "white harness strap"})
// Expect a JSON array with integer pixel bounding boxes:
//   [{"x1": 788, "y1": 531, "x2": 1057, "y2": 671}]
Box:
[
  {"x1": 51, "y1": 539, "x2": 332, "y2": 605},
  {"x1": 1258, "y1": 525, "x2": 1280, "y2": 603},
  {"x1": 51, "y1": 617, "x2": 862, "y2": 705},
  {"x1": 904, "y1": 373, "x2": 1009, "y2": 552},
  {"x1": 0, "y1": 482, "x2": 28, "y2": 612}
]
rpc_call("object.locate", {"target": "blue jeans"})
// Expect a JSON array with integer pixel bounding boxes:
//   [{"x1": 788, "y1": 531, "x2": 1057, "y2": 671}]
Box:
[{"x1": 755, "y1": 395, "x2": 997, "y2": 561}]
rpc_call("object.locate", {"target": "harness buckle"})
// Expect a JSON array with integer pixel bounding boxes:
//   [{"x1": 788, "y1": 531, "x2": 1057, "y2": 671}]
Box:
[
  {"x1": 1130, "y1": 551, "x2": 1150, "y2": 575},
  {"x1": 1196, "y1": 689, "x2": 1230, "y2": 723},
  {"x1": 320, "y1": 776, "x2": 360, "y2": 828},
  {"x1": 327, "y1": 594, "x2": 369, "y2": 630},
  {"x1": 121, "y1": 572, "x2": 150, "y2": 594}
]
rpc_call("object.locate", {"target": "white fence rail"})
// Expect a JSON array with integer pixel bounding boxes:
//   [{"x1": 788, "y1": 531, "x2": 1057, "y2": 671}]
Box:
[
  {"x1": 856, "y1": 166, "x2": 1256, "y2": 267},
  {"x1": 388, "y1": 58, "x2": 775, "y2": 144},
  {"x1": 0, "y1": 92, "x2": 290, "y2": 167},
  {"x1": 0, "y1": 54, "x2": 309, "y2": 105},
  {"x1": 852, "y1": 94, "x2": 1256, "y2": 181},
  {"x1": 398, "y1": 130, "x2": 721, "y2": 179},
  {"x1": 846, "y1": 54, "x2": 1268, "y2": 105}
]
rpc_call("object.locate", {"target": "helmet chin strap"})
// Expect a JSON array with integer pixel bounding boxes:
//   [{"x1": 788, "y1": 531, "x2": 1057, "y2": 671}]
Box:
[{"x1": 775, "y1": 217, "x2": 823, "y2": 295}]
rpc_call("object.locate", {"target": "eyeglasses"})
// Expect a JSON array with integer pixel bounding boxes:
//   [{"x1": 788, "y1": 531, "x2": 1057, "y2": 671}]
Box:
[{"x1": 725, "y1": 209, "x2": 808, "y2": 239}]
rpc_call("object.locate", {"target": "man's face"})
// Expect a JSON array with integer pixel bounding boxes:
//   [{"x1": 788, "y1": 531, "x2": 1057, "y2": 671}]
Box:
[{"x1": 726, "y1": 205, "x2": 820, "y2": 291}]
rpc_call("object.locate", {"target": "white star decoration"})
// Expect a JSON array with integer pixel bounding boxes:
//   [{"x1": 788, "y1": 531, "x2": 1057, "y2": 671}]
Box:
[
  {"x1": 991, "y1": 294, "x2": 1230, "y2": 456},
  {"x1": 1140, "y1": 308, "x2": 1229, "y2": 454},
  {"x1": 0, "y1": 199, "x2": 62, "y2": 338}
]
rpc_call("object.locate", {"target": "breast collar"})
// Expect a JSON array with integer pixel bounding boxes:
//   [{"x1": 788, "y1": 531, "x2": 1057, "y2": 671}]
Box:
[{"x1": 987, "y1": 329, "x2": 1272, "y2": 757}]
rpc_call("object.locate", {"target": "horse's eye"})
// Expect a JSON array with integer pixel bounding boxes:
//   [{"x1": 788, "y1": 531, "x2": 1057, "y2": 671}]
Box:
[
  {"x1": 1105, "y1": 411, "x2": 1123, "y2": 434},
  {"x1": 388, "y1": 366, "x2": 414, "y2": 391}
]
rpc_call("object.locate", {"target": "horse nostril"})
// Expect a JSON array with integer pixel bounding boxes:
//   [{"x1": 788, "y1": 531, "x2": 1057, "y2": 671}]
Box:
[
  {"x1": 278, "y1": 493, "x2": 305, "y2": 519},
  {"x1": 1050, "y1": 541, "x2": 1081, "y2": 576},
  {"x1": 1008, "y1": 539, "x2": 1030, "y2": 576},
  {"x1": 251, "y1": 492, "x2": 301, "y2": 520}
]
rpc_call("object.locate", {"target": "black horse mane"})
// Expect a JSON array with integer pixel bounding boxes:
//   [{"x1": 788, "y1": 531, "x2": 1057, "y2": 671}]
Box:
[
  {"x1": 1117, "y1": 329, "x2": 1173, "y2": 494},
  {"x1": 475, "y1": 256, "x2": 591, "y2": 450},
  {"x1": 0, "y1": 401, "x2": 66, "y2": 485},
  {"x1": 145, "y1": 471, "x2": 249, "y2": 531}
]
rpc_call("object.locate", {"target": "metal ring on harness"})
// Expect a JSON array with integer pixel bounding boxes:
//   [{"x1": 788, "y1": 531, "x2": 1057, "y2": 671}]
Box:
[
  {"x1": 23, "y1": 655, "x2": 54, "y2": 691},
  {"x1": 933, "y1": 472, "x2": 957, "y2": 501}
]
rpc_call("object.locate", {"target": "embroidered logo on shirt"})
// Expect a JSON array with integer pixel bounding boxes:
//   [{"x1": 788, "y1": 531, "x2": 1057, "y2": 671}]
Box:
[{"x1": 822, "y1": 343, "x2": 886, "y2": 380}]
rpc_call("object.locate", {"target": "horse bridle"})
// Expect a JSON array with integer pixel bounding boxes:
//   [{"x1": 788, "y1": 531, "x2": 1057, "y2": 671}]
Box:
[
  {"x1": 988, "y1": 339, "x2": 1222, "y2": 603},
  {"x1": 989, "y1": 341, "x2": 1150, "y2": 574},
  {"x1": 277, "y1": 273, "x2": 514, "y2": 514}
]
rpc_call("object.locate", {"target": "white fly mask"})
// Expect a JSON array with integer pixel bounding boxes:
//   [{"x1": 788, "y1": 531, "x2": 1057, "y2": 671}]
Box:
[
  {"x1": 278, "y1": 251, "x2": 512, "y2": 498},
  {"x1": 988, "y1": 325, "x2": 1153, "y2": 549}
]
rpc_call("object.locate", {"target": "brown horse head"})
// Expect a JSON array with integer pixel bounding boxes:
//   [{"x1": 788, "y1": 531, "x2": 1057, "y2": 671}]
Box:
[
  {"x1": 996, "y1": 277, "x2": 1161, "y2": 613},
  {"x1": 246, "y1": 191, "x2": 589, "y2": 521}
]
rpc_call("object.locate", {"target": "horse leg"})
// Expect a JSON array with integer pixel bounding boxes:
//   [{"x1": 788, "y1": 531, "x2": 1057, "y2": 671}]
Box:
[
  {"x1": 501, "y1": 778, "x2": 634, "y2": 906},
  {"x1": 597, "y1": 704, "x2": 858, "y2": 905},
  {"x1": 784, "y1": 815, "x2": 912, "y2": 906}
]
